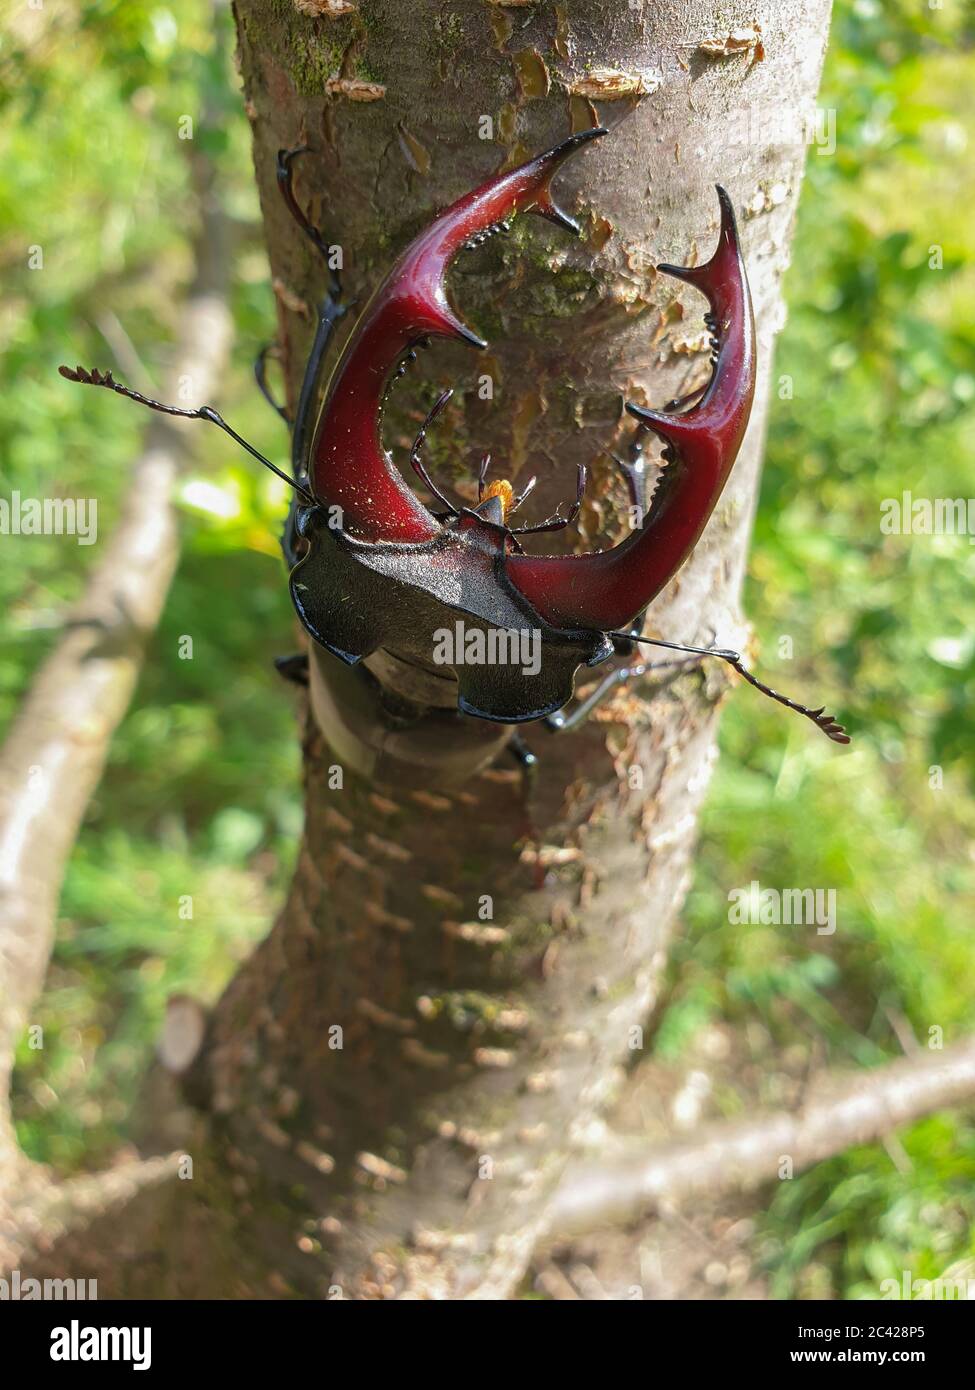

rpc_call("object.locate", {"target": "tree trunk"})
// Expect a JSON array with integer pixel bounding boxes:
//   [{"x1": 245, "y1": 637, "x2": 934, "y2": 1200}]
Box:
[{"x1": 13, "y1": 0, "x2": 833, "y2": 1298}]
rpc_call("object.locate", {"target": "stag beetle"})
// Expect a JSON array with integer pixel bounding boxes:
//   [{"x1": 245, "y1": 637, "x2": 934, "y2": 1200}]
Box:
[{"x1": 61, "y1": 127, "x2": 848, "y2": 784}]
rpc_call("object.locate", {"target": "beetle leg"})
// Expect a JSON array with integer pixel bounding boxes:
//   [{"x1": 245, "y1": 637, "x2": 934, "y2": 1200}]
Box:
[
  {"x1": 280, "y1": 295, "x2": 348, "y2": 566},
  {"x1": 507, "y1": 731, "x2": 540, "y2": 852},
  {"x1": 277, "y1": 146, "x2": 341, "y2": 298},
  {"x1": 607, "y1": 382, "x2": 707, "y2": 521},
  {"x1": 543, "y1": 656, "x2": 704, "y2": 734},
  {"x1": 508, "y1": 731, "x2": 539, "y2": 777},
  {"x1": 605, "y1": 427, "x2": 651, "y2": 518},
  {"x1": 596, "y1": 436, "x2": 664, "y2": 658},
  {"x1": 409, "y1": 390, "x2": 459, "y2": 515},
  {"x1": 274, "y1": 652, "x2": 310, "y2": 686},
  {"x1": 662, "y1": 379, "x2": 710, "y2": 414},
  {"x1": 506, "y1": 475, "x2": 537, "y2": 515},
  {"x1": 274, "y1": 146, "x2": 353, "y2": 564},
  {"x1": 608, "y1": 612, "x2": 649, "y2": 659},
  {"x1": 254, "y1": 344, "x2": 290, "y2": 424},
  {"x1": 509, "y1": 463, "x2": 587, "y2": 536},
  {"x1": 290, "y1": 295, "x2": 348, "y2": 487},
  {"x1": 477, "y1": 453, "x2": 491, "y2": 500},
  {"x1": 276, "y1": 146, "x2": 349, "y2": 488}
]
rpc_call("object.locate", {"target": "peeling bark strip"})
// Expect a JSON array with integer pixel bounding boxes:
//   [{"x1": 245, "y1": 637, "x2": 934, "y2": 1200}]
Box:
[
  {"x1": 568, "y1": 69, "x2": 660, "y2": 100},
  {"x1": 294, "y1": 0, "x2": 357, "y2": 16},
  {"x1": 11, "y1": 1, "x2": 834, "y2": 1298}
]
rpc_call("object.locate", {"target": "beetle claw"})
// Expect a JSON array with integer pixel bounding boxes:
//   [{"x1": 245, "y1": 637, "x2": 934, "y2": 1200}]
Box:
[
  {"x1": 506, "y1": 184, "x2": 755, "y2": 632},
  {"x1": 306, "y1": 129, "x2": 607, "y2": 543}
]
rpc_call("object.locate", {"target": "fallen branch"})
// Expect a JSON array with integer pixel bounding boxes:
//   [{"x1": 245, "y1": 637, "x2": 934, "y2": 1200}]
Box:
[{"x1": 546, "y1": 1037, "x2": 975, "y2": 1239}]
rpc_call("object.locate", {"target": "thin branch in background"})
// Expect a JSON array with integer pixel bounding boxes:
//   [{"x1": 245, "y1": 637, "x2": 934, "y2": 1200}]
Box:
[
  {"x1": 2, "y1": 1152, "x2": 180, "y2": 1273},
  {"x1": 0, "y1": 198, "x2": 233, "y2": 1196},
  {"x1": 95, "y1": 310, "x2": 156, "y2": 394},
  {"x1": 546, "y1": 1037, "x2": 975, "y2": 1239}
]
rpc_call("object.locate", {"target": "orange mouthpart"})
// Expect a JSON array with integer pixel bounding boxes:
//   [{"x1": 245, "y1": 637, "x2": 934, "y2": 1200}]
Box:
[{"x1": 482, "y1": 478, "x2": 514, "y2": 517}]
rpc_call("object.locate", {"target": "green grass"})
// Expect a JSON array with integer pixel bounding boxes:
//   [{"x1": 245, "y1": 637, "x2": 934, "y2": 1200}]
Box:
[{"x1": 665, "y1": 4, "x2": 975, "y2": 1298}]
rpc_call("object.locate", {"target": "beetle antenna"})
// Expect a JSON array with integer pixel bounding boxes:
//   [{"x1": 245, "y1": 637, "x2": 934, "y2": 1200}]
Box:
[
  {"x1": 58, "y1": 365, "x2": 315, "y2": 504},
  {"x1": 254, "y1": 343, "x2": 290, "y2": 424},
  {"x1": 607, "y1": 631, "x2": 850, "y2": 744},
  {"x1": 409, "y1": 389, "x2": 458, "y2": 516},
  {"x1": 277, "y1": 145, "x2": 340, "y2": 298}
]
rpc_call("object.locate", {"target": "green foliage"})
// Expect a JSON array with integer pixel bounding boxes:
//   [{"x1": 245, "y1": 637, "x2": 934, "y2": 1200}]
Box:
[
  {"x1": 2, "y1": 0, "x2": 973, "y2": 1298},
  {"x1": 668, "y1": 0, "x2": 975, "y2": 1298},
  {"x1": 2, "y1": 2, "x2": 300, "y2": 1169}
]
